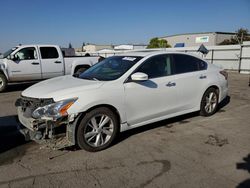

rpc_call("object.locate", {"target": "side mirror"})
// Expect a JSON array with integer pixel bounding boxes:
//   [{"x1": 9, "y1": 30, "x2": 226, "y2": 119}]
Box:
[
  {"x1": 9, "y1": 54, "x2": 18, "y2": 61},
  {"x1": 131, "y1": 72, "x2": 148, "y2": 81}
]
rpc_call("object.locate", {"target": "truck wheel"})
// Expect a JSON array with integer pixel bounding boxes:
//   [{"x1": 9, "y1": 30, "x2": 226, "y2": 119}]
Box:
[
  {"x1": 74, "y1": 67, "x2": 88, "y2": 77},
  {"x1": 76, "y1": 107, "x2": 119, "y2": 152},
  {"x1": 200, "y1": 88, "x2": 219, "y2": 116},
  {"x1": 0, "y1": 73, "x2": 7, "y2": 92}
]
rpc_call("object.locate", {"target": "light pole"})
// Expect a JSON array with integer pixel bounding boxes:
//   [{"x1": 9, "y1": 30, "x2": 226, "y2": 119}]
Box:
[
  {"x1": 82, "y1": 42, "x2": 85, "y2": 52},
  {"x1": 235, "y1": 34, "x2": 250, "y2": 86}
]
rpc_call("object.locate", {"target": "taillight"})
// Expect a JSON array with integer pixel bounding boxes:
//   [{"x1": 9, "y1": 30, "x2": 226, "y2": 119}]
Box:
[{"x1": 220, "y1": 70, "x2": 228, "y2": 80}]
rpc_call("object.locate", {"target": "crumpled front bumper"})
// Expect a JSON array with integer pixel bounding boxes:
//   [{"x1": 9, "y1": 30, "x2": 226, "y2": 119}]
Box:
[
  {"x1": 16, "y1": 105, "x2": 76, "y2": 149},
  {"x1": 17, "y1": 106, "x2": 39, "y2": 131}
]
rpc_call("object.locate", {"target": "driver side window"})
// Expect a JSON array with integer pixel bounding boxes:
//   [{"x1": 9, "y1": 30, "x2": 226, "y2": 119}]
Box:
[
  {"x1": 14, "y1": 47, "x2": 37, "y2": 61},
  {"x1": 136, "y1": 55, "x2": 172, "y2": 79}
]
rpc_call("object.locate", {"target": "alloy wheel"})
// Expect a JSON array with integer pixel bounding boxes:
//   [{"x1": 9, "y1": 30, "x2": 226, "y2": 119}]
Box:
[
  {"x1": 204, "y1": 92, "x2": 218, "y2": 113},
  {"x1": 0, "y1": 78, "x2": 3, "y2": 88},
  {"x1": 84, "y1": 114, "x2": 114, "y2": 147}
]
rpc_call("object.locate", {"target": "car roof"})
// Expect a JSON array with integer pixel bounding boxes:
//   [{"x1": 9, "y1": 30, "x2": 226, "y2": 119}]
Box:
[{"x1": 115, "y1": 50, "x2": 202, "y2": 58}]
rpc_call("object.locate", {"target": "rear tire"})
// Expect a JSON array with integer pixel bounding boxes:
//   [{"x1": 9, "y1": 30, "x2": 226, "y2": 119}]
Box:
[
  {"x1": 200, "y1": 88, "x2": 219, "y2": 116},
  {"x1": 0, "y1": 73, "x2": 7, "y2": 92},
  {"x1": 76, "y1": 107, "x2": 119, "y2": 152}
]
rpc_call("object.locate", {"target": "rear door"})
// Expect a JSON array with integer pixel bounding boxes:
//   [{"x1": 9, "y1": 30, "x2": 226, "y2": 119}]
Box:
[
  {"x1": 124, "y1": 54, "x2": 180, "y2": 126},
  {"x1": 171, "y1": 54, "x2": 208, "y2": 110},
  {"x1": 7, "y1": 46, "x2": 42, "y2": 81},
  {"x1": 39, "y1": 46, "x2": 64, "y2": 79}
]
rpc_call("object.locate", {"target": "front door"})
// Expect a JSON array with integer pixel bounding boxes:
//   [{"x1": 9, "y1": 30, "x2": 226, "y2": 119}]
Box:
[
  {"x1": 7, "y1": 46, "x2": 42, "y2": 81},
  {"x1": 124, "y1": 54, "x2": 179, "y2": 126}
]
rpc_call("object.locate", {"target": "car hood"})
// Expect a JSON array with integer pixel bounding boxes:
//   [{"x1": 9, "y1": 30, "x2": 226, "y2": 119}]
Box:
[{"x1": 22, "y1": 75, "x2": 105, "y2": 99}]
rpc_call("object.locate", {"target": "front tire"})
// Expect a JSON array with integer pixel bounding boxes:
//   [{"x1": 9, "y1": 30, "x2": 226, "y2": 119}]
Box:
[
  {"x1": 76, "y1": 107, "x2": 119, "y2": 152},
  {"x1": 0, "y1": 73, "x2": 7, "y2": 92},
  {"x1": 200, "y1": 88, "x2": 219, "y2": 116}
]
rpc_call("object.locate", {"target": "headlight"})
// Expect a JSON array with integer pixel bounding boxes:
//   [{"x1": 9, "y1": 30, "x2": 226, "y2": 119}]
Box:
[{"x1": 32, "y1": 98, "x2": 78, "y2": 119}]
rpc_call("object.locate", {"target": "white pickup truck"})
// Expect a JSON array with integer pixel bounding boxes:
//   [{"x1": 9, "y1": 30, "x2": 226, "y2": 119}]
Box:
[{"x1": 0, "y1": 45, "x2": 99, "y2": 92}]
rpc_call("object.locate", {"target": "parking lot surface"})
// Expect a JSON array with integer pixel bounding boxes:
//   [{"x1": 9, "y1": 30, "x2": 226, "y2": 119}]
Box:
[{"x1": 0, "y1": 73, "x2": 249, "y2": 188}]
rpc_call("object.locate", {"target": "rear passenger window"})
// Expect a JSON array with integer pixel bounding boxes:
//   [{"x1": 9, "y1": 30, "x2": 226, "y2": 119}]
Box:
[
  {"x1": 198, "y1": 60, "x2": 207, "y2": 70},
  {"x1": 136, "y1": 55, "x2": 172, "y2": 79},
  {"x1": 172, "y1": 54, "x2": 206, "y2": 74},
  {"x1": 40, "y1": 47, "x2": 59, "y2": 59}
]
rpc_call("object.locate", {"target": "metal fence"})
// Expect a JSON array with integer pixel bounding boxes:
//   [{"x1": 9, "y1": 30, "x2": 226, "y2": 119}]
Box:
[{"x1": 76, "y1": 42, "x2": 250, "y2": 74}]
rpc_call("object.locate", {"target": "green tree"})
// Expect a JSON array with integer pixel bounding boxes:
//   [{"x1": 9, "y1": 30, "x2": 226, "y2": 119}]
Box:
[
  {"x1": 236, "y1": 28, "x2": 250, "y2": 43},
  {"x1": 147, "y1": 38, "x2": 171, "y2": 48},
  {"x1": 219, "y1": 37, "x2": 238, "y2": 45},
  {"x1": 219, "y1": 28, "x2": 250, "y2": 45}
]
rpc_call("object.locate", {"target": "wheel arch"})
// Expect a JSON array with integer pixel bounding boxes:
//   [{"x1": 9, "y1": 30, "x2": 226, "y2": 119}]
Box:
[
  {"x1": 0, "y1": 70, "x2": 8, "y2": 92},
  {"x1": 82, "y1": 104, "x2": 121, "y2": 124},
  {"x1": 0, "y1": 69, "x2": 8, "y2": 80},
  {"x1": 73, "y1": 64, "x2": 91, "y2": 73},
  {"x1": 72, "y1": 104, "x2": 122, "y2": 144},
  {"x1": 206, "y1": 85, "x2": 220, "y2": 94}
]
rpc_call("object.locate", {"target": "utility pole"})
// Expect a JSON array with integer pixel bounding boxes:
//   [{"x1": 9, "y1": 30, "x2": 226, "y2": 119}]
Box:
[
  {"x1": 249, "y1": 72, "x2": 250, "y2": 87},
  {"x1": 240, "y1": 32, "x2": 243, "y2": 44},
  {"x1": 82, "y1": 42, "x2": 85, "y2": 52},
  {"x1": 235, "y1": 34, "x2": 242, "y2": 73},
  {"x1": 236, "y1": 33, "x2": 250, "y2": 86}
]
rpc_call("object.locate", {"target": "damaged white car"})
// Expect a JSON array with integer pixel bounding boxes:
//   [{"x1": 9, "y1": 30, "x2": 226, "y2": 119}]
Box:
[{"x1": 16, "y1": 51, "x2": 228, "y2": 152}]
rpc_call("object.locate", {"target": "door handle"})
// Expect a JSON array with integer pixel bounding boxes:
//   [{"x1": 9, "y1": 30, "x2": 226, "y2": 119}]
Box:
[
  {"x1": 199, "y1": 75, "x2": 207, "y2": 79},
  {"x1": 54, "y1": 61, "x2": 62, "y2": 64},
  {"x1": 31, "y1": 62, "x2": 39, "y2": 65},
  {"x1": 166, "y1": 82, "x2": 176, "y2": 87}
]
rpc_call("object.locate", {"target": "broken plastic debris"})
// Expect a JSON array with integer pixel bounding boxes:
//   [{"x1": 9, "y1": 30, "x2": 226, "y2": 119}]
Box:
[{"x1": 205, "y1": 134, "x2": 229, "y2": 147}]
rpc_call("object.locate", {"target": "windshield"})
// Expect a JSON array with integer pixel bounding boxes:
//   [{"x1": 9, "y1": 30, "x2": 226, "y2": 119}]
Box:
[
  {"x1": 2, "y1": 47, "x2": 18, "y2": 58},
  {"x1": 79, "y1": 56, "x2": 143, "y2": 81}
]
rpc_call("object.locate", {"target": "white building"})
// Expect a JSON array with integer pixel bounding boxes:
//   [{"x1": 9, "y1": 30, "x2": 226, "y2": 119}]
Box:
[
  {"x1": 160, "y1": 32, "x2": 237, "y2": 47},
  {"x1": 114, "y1": 44, "x2": 147, "y2": 50}
]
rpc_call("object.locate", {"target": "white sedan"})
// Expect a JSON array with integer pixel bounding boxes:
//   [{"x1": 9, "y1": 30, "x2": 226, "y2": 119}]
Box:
[{"x1": 16, "y1": 51, "x2": 228, "y2": 152}]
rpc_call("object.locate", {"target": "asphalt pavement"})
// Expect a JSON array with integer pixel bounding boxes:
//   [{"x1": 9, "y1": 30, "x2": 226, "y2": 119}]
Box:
[{"x1": 0, "y1": 73, "x2": 249, "y2": 188}]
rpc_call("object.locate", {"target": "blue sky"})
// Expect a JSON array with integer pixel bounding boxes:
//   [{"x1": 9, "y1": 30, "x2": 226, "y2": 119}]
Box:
[{"x1": 0, "y1": 0, "x2": 249, "y2": 52}]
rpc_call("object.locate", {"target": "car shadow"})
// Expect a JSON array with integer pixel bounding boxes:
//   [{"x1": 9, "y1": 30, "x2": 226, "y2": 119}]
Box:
[
  {"x1": 218, "y1": 95, "x2": 231, "y2": 109},
  {"x1": 115, "y1": 95, "x2": 231, "y2": 146},
  {"x1": 115, "y1": 111, "x2": 199, "y2": 146},
  {"x1": 0, "y1": 96, "x2": 231, "y2": 153},
  {"x1": 236, "y1": 154, "x2": 250, "y2": 188},
  {"x1": 0, "y1": 115, "x2": 27, "y2": 153},
  {"x1": 3, "y1": 82, "x2": 37, "y2": 93}
]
